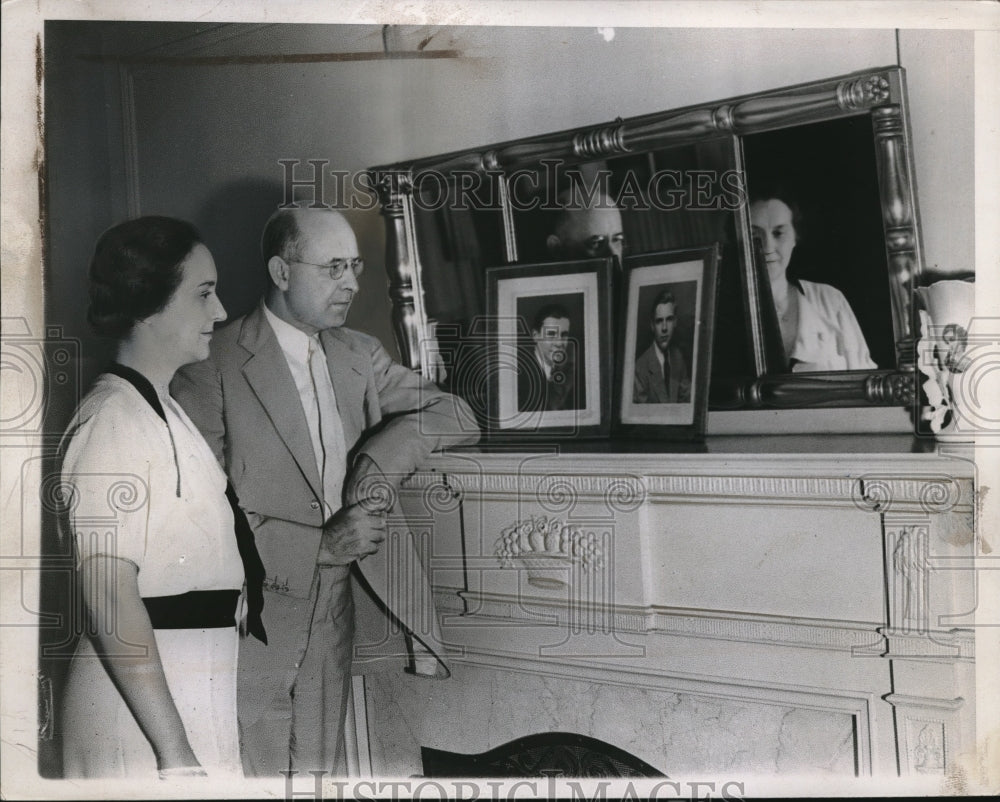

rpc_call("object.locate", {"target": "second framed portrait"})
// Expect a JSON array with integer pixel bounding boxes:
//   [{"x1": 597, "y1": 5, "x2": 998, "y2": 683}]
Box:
[
  {"x1": 486, "y1": 259, "x2": 613, "y2": 439},
  {"x1": 617, "y1": 245, "x2": 721, "y2": 441}
]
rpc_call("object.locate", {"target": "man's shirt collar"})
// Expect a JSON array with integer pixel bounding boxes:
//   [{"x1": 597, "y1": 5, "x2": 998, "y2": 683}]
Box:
[{"x1": 263, "y1": 302, "x2": 315, "y2": 364}]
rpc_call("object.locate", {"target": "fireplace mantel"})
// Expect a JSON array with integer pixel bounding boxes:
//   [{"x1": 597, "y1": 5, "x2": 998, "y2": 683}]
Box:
[{"x1": 350, "y1": 443, "x2": 978, "y2": 785}]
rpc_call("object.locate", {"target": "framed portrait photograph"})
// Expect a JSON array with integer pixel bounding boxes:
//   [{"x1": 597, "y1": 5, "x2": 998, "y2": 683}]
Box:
[
  {"x1": 617, "y1": 245, "x2": 721, "y2": 440},
  {"x1": 486, "y1": 259, "x2": 613, "y2": 438}
]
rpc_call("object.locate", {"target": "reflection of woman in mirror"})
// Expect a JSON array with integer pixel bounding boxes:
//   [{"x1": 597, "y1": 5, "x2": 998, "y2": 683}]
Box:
[{"x1": 749, "y1": 190, "x2": 876, "y2": 372}]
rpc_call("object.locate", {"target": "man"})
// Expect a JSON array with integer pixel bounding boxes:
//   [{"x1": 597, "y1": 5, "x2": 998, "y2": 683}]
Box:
[
  {"x1": 545, "y1": 188, "x2": 626, "y2": 262},
  {"x1": 633, "y1": 289, "x2": 691, "y2": 403},
  {"x1": 517, "y1": 303, "x2": 582, "y2": 412},
  {"x1": 171, "y1": 208, "x2": 477, "y2": 777}
]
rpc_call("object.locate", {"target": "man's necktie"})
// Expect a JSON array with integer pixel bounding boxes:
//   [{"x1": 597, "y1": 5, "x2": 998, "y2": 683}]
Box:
[
  {"x1": 308, "y1": 336, "x2": 347, "y2": 517},
  {"x1": 662, "y1": 351, "x2": 671, "y2": 397}
]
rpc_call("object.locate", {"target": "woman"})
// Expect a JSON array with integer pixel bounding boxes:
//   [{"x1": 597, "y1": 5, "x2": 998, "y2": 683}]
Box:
[
  {"x1": 749, "y1": 191, "x2": 877, "y2": 372},
  {"x1": 59, "y1": 217, "x2": 257, "y2": 778}
]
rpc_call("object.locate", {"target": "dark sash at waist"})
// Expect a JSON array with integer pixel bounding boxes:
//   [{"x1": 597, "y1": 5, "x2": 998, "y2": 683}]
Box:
[{"x1": 142, "y1": 589, "x2": 240, "y2": 630}]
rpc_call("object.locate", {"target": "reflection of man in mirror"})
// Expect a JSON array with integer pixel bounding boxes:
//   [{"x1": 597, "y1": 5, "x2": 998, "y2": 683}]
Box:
[
  {"x1": 545, "y1": 189, "x2": 626, "y2": 263},
  {"x1": 634, "y1": 290, "x2": 691, "y2": 404},
  {"x1": 517, "y1": 303, "x2": 581, "y2": 412}
]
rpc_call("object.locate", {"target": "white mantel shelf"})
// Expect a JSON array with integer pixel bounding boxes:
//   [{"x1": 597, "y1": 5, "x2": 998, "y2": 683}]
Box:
[{"x1": 406, "y1": 442, "x2": 975, "y2": 513}]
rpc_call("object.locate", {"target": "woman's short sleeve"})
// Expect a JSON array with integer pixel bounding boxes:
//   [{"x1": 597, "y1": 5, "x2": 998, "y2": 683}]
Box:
[{"x1": 60, "y1": 398, "x2": 161, "y2": 571}]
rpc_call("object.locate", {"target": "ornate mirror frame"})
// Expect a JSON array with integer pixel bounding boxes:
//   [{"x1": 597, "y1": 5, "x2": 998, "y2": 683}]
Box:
[{"x1": 369, "y1": 66, "x2": 920, "y2": 413}]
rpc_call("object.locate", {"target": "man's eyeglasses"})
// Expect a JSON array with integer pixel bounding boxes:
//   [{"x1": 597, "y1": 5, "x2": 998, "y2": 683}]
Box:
[
  {"x1": 582, "y1": 233, "x2": 626, "y2": 258},
  {"x1": 289, "y1": 257, "x2": 365, "y2": 280}
]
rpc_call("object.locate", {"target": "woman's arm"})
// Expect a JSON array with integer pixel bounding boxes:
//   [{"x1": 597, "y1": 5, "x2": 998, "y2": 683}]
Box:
[{"x1": 78, "y1": 554, "x2": 203, "y2": 773}]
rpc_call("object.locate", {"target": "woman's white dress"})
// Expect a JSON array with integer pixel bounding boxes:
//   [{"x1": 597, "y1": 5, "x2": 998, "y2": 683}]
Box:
[
  {"x1": 60, "y1": 374, "x2": 245, "y2": 778},
  {"x1": 789, "y1": 280, "x2": 878, "y2": 372}
]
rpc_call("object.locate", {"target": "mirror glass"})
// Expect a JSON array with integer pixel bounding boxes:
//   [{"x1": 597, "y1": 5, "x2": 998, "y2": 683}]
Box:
[
  {"x1": 413, "y1": 176, "x2": 506, "y2": 328},
  {"x1": 742, "y1": 116, "x2": 896, "y2": 373},
  {"x1": 507, "y1": 141, "x2": 756, "y2": 386}
]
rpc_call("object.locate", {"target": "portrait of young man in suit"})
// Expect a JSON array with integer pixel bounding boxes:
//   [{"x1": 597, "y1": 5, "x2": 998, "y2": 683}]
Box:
[
  {"x1": 171, "y1": 208, "x2": 478, "y2": 777},
  {"x1": 633, "y1": 288, "x2": 692, "y2": 404},
  {"x1": 516, "y1": 302, "x2": 584, "y2": 413}
]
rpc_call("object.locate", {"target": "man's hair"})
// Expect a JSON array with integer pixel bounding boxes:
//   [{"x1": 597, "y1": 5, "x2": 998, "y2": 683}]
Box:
[
  {"x1": 550, "y1": 187, "x2": 618, "y2": 242},
  {"x1": 260, "y1": 209, "x2": 301, "y2": 264},
  {"x1": 532, "y1": 303, "x2": 571, "y2": 333},
  {"x1": 87, "y1": 216, "x2": 201, "y2": 339},
  {"x1": 649, "y1": 289, "x2": 676, "y2": 321}
]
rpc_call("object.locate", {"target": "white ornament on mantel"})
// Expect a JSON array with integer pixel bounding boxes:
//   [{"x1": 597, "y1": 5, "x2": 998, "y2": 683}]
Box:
[{"x1": 916, "y1": 279, "x2": 975, "y2": 441}]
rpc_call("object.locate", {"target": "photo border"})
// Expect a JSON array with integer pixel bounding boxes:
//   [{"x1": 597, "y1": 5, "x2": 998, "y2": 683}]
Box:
[
  {"x1": 485, "y1": 258, "x2": 613, "y2": 440},
  {"x1": 616, "y1": 245, "x2": 721, "y2": 441}
]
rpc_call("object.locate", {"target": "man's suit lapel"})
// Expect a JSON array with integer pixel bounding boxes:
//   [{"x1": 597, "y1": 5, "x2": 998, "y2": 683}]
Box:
[
  {"x1": 641, "y1": 349, "x2": 664, "y2": 403},
  {"x1": 321, "y1": 328, "x2": 369, "y2": 450},
  {"x1": 239, "y1": 304, "x2": 323, "y2": 499}
]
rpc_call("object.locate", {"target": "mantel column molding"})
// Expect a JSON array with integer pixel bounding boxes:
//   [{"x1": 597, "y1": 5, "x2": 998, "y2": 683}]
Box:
[{"x1": 879, "y1": 503, "x2": 976, "y2": 778}]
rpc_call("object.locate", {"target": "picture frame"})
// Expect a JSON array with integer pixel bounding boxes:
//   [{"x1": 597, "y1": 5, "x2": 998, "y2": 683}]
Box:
[
  {"x1": 485, "y1": 258, "x2": 613, "y2": 439},
  {"x1": 616, "y1": 245, "x2": 721, "y2": 441}
]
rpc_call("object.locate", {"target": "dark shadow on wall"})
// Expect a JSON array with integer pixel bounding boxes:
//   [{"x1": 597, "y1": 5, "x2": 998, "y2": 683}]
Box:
[{"x1": 194, "y1": 176, "x2": 284, "y2": 322}]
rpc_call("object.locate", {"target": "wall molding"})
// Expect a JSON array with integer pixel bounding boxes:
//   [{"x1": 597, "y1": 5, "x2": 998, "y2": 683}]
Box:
[
  {"x1": 439, "y1": 588, "x2": 888, "y2": 654},
  {"x1": 880, "y1": 628, "x2": 975, "y2": 661}
]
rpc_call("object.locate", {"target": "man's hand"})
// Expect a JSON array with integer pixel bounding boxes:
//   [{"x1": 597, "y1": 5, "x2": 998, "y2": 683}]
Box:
[{"x1": 316, "y1": 503, "x2": 386, "y2": 566}]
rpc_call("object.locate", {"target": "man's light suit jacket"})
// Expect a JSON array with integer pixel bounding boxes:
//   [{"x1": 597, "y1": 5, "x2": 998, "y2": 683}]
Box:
[{"x1": 171, "y1": 302, "x2": 478, "y2": 674}]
